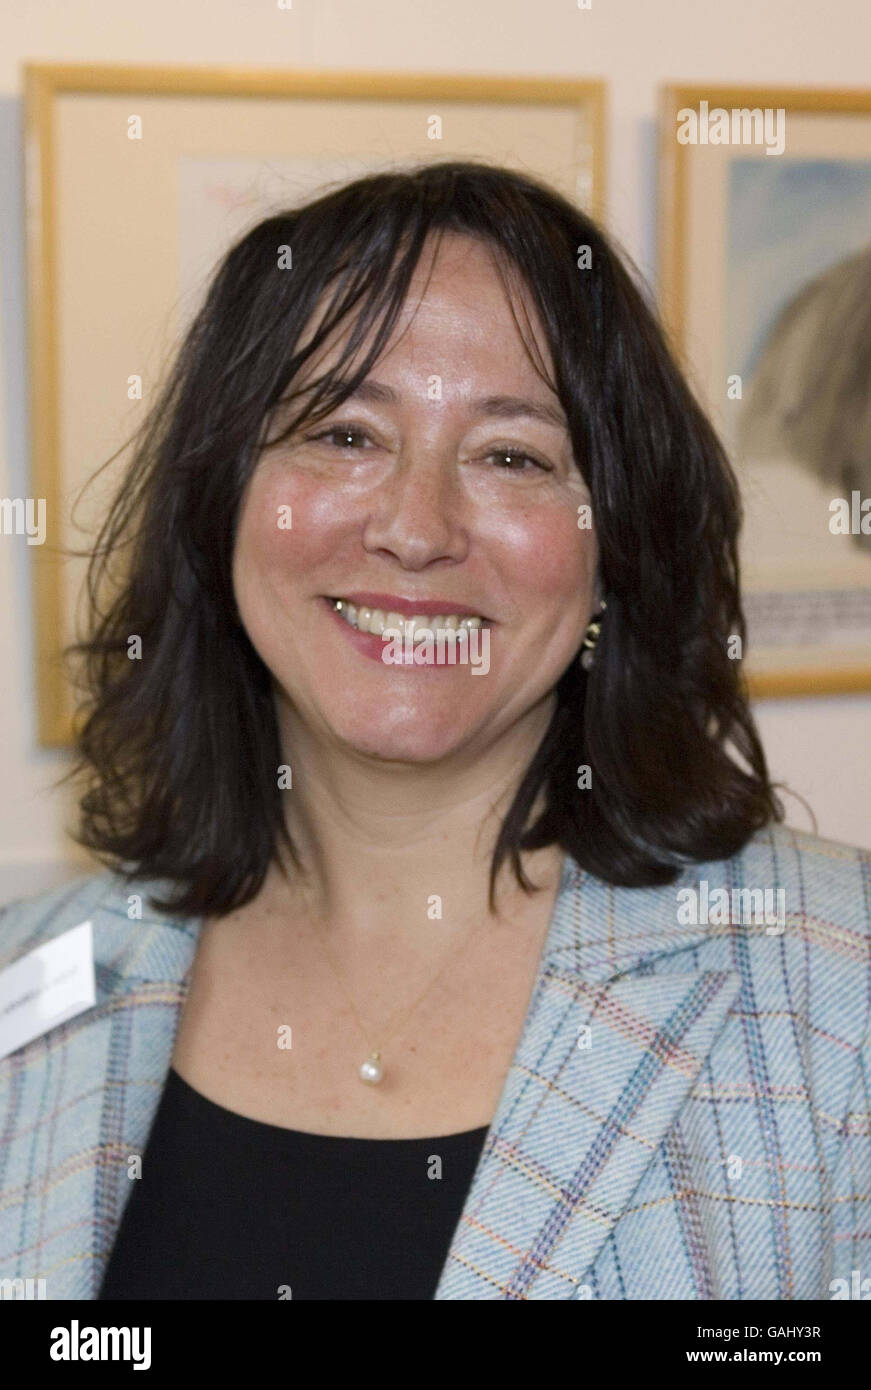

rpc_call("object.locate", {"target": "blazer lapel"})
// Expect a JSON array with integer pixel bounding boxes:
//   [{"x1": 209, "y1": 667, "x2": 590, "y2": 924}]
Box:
[{"x1": 434, "y1": 855, "x2": 742, "y2": 1299}]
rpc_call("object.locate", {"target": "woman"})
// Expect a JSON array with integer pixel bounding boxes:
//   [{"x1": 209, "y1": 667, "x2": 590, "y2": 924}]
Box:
[{"x1": 0, "y1": 162, "x2": 868, "y2": 1301}]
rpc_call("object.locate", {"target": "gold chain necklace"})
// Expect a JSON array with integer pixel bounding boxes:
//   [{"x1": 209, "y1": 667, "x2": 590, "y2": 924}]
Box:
[{"x1": 295, "y1": 877, "x2": 488, "y2": 1086}]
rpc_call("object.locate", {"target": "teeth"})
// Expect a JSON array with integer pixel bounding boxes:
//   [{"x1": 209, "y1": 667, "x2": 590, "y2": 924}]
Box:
[
  {"x1": 404, "y1": 615, "x2": 430, "y2": 641},
  {"x1": 331, "y1": 598, "x2": 485, "y2": 638}
]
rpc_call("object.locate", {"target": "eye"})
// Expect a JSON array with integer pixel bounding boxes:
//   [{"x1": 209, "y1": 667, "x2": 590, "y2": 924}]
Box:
[
  {"x1": 306, "y1": 424, "x2": 375, "y2": 450},
  {"x1": 484, "y1": 446, "x2": 552, "y2": 474}
]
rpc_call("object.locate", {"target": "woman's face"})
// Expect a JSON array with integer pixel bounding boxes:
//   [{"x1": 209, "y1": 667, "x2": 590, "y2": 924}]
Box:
[{"x1": 232, "y1": 232, "x2": 598, "y2": 764}]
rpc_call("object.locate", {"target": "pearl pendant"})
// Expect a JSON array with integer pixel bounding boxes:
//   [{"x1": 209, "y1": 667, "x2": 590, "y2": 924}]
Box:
[{"x1": 360, "y1": 1050, "x2": 383, "y2": 1085}]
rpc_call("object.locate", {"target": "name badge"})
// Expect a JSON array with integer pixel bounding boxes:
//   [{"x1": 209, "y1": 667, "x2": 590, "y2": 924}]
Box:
[{"x1": 0, "y1": 920, "x2": 96, "y2": 1061}]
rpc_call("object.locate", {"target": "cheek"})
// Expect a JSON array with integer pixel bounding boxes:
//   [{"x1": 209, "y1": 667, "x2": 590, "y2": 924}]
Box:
[
  {"x1": 493, "y1": 501, "x2": 597, "y2": 606},
  {"x1": 233, "y1": 464, "x2": 344, "y2": 602}
]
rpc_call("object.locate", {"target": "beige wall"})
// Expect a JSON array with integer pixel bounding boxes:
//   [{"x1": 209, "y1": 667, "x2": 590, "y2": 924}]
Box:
[{"x1": 1, "y1": 0, "x2": 869, "y2": 903}]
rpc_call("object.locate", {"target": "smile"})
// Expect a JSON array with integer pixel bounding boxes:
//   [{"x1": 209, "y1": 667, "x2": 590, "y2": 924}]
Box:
[{"x1": 329, "y1": 598, "x2": 487, "y2": 641}]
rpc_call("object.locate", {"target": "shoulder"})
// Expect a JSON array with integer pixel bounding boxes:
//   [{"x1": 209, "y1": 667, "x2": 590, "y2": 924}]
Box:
[
  {"x1": 723, "y1": 821, "x2": 871, "y2": 973},
  {"x1": 702, "y1": 823, "x2": 871, "y2": 1081},
  {"x1": 0, "y1": 872, "x2": 116, "y2": 966},
  {"x1": 728, "y1": 820, "x2": 870, "y2": 914},
  {"x1": 561, "y1": 819, "x2": 870, "y2": 1049},
  {"x1": 690, "y1": 821, "x2": 871, "y2": 989},
  {"x1": 562, "y1": 819, "x2": 870, "y2": 967},
  {"x1": 0, "y1": 869, "x2": 196, "y2": 973},
  {"x1": 728, "y1": 815, "x2": 870, "y2": 944}
]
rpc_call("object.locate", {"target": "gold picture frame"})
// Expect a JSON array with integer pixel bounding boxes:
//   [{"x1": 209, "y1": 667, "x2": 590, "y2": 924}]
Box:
[
  {"x1": 24, "y1": 62, "x2": 606, "y2": 746},
  {"x1": 659, "y1": 83, "x2": 871, "y2": 698}
]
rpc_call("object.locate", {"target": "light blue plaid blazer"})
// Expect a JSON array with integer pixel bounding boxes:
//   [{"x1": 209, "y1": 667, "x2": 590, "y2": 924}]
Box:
[{"x1": 1, "y1": 822, "x2": 869, "y2": 1300}]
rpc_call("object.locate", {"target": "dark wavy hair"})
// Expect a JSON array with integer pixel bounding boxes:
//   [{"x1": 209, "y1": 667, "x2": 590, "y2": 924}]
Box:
[{"x1": 62, "y1": 159, "x2": 783, "y2": 916}]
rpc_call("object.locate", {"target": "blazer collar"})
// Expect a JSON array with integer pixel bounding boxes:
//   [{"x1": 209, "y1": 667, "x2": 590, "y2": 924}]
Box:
[{"x1": 537, "y1": 851, "x2": 730, "y2": 984}]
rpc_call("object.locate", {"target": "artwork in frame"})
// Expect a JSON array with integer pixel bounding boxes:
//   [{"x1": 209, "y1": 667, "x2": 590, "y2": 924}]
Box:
[
  {"x1": 23, "y1": 62, "x2": 605, "y2": 746},
  {"x1": 658, "y1": 84, "x2": 871, "y2": 698}
]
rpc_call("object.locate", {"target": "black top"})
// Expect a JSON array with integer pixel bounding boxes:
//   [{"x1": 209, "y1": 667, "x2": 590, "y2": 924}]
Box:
[{"x1": 99, "y1": 1067, "x2": 489, "y2": 1301}]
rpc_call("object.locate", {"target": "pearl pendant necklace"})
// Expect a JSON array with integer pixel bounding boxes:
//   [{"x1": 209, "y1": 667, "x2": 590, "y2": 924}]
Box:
[
  {"x1": 296, "y1": 878, "x2": 489, "y2": 1094},
  {"x1": 359, "y1": 1050, "x2": 383, "y2": 1085}
]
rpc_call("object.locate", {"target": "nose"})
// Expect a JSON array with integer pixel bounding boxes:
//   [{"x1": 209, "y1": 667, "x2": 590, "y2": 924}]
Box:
[{"x1": 361, "y1": 450, "x2": 469, "y2": 569}]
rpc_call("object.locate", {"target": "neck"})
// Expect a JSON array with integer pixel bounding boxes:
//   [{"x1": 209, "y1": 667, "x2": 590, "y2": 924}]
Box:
[{"x1": 268, "y1": 690, "x2": 562, "y2": 938}]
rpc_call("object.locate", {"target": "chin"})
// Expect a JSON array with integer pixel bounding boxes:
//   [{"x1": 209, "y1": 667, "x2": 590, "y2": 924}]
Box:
[{"x1": 327, "y1": 704, "x2": 479, "y2": 764}]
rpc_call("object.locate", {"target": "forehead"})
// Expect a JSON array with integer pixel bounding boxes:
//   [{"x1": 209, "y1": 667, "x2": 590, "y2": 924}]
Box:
[{"x1": 294, "y1": 230, "x2": 556, "y2": 392}]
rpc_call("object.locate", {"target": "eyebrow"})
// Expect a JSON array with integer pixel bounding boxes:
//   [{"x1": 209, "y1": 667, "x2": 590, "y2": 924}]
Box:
[{"x1": 339, "y1": 378, "x2": 568, "y2": 430}]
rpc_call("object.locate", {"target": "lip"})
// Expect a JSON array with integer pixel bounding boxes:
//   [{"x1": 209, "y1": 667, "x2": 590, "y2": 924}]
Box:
[{"x1": 325, "y1": 591, "x2": 492, "y2": 620}]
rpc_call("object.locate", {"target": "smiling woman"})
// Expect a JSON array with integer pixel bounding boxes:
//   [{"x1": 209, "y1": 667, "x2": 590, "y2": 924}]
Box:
[{"x1": 1, "y1": 161, "x2": 869, "y2": 1303}]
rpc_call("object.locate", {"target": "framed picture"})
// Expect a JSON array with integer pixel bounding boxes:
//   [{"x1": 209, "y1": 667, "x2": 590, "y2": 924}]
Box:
[
  {"x1": 659, "y1": 84, "x2": 871, "y2": 697},
  {"x1": 24, "y1": 62, "x2": 605, "y2": 746}
]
